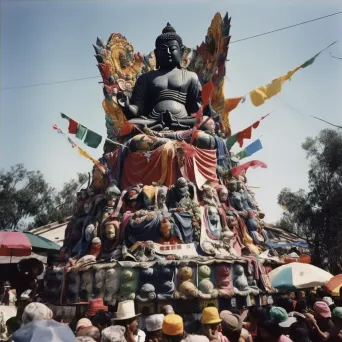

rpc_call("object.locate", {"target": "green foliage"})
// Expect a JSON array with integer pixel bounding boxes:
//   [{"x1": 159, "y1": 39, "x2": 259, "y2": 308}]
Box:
[
  {"x1": 278, "y1": 129, "x2": 342, "y2": 273},
  {"x1": 0, "y1": 164, "x2": 87, "y2": 231}
]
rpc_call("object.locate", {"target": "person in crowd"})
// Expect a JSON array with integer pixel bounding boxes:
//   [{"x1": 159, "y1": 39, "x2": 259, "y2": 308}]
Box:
[
  {"x1": 245, "y1": 306, "x2": 269, "y2": 342},
  {"x1": 181, "y1": 335, "x2": 210, "y2": 342},
  {"x1": 91, "y1": 310, "x2": 111, "y2": 333},
  {"x1": 322, "y1": 297, "x2": 336, "y2": 311},
  {"x1": 269, "y1": 307, "x2": 297, "y2": 335},
  {"x1": 4, "y1": 317, "x2": 21, "y2": 342},
  {"x1": 259, "y1": 320, "x2": 293, "y2": 342},
  {"x1": 21, "y1": 302, "x2": 53, "y2": 325},
  {"x1": 0, "y1": 281, "x2": 13, "y2": 306},
  {"x1": 76, "y1": 318, "x2": 93, "y2": 334},
  {"x1": 101, "y1": 326, "x2": 126, "y2": 342},
  {"x1": 163, "y1": 305, "x2": 175, "y2": 316},
  {"x1": 75, "y1": 337, "x2": 97, "y2": 342},
  {"x1": 289, "y1": 321, "x2": 312, "y2": 342},
  {"x1": 113, "y1": 300, "x2": 146, "y2": 342},
  {"x1": 76, "y1": 326, "x2": 101, "y2": 342},
  {"x1": 295, "y1": 299, "x2": 309, "y2": 314},
  {"x1": 220, "y1": 310, "x2": 251, "y2": 342},
  {"x1": 162, "y1": 314, "x2": 186, "y2": 342},
  {"x1": 145, "y1": 314, "x2": 164, "y2": 342},
  {"x1": 200, "y1": 307, "x2": 226, "y2": 342},
  {"x1": 289, "y1": 293, "x2": 297, "y2": 310}
]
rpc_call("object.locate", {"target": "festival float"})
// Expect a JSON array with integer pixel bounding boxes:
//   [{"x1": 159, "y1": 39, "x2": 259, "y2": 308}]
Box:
[{"x1": 47, "y1": 11, "x2": 328, "y2": 319}]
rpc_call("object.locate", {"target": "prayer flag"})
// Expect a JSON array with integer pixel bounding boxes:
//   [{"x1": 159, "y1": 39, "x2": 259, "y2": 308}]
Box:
[
  {"x1": 230, "y1": 160, "x2": 267, "y2": 177},
  {"x1": 236, "y1": 139, "x2": 263, "y2": 160},
  {"x1": 84, "y1": 129, "x2": 102, "y2": 148},
  {"x1": 249, "y1": 41, "x2": 337, "y2": 107},
  {"x1": 76, "y1": 124, "x2": 87, "y2": 140},
  {"x1": 225, "y1": 133, "x2": 238, "y2": 150},
  {"x1": 68, "y1": 119, "x2": 78, "y2": 134}
]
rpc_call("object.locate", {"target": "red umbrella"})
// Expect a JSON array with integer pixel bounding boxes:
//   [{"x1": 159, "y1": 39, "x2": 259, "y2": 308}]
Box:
[{"x1": 0, "y1": 232, "x2": 31, "y2": 259}]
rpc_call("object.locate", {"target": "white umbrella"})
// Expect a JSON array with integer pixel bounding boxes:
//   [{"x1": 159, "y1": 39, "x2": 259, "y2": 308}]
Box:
[{"x1": 269, "y1": 263, "x2": 333, "y2": 290}]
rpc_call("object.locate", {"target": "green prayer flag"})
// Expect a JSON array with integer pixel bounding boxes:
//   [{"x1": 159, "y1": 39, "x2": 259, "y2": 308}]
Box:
[
  {"x1": 235, "y1": 150, "x2": 247, "y2": 160},
  {"x1": 84, "y1": 129, "x2": 102, "y2": 148},
  {"x1": 225, "y1": 134, "x2": 238, "y2": 150},
  {"x1": 76, "y1": 124, "x2": 87, "y2": 140},
  {"x1": 61, "y1": 113, "x2": 69, "y2": 120},
  {"x1": 301, "y1": 53, "x2": 320, "y2": 69}
]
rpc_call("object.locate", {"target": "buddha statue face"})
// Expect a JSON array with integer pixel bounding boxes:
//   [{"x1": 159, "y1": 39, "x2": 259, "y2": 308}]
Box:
[
  {"x1": 208, "y1": 207, "x2": 219, "y2": 225},
  {"x1": 235, "y1": 265, "x2": 244, "y2": 276},
  {"x1": 155, "y1": 23, "x2": 184, "y2": 70},
  {"x1": 157, "y1": 187, "x2": 167, "y2": 208},
  {"x1": 218, "y1": 187, "x2": 228, "y2": 203}
]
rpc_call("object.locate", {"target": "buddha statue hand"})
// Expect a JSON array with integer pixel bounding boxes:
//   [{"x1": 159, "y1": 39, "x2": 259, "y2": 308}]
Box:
[{"x1": 117, "y1": 91, "x2": 138, "y2": 119}]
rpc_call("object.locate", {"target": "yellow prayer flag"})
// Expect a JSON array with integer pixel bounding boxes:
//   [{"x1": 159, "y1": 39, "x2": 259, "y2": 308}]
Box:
[
  {"x1": 77, "y1": 147, "x2": 105, "y2": 174},
  {"x1": 250, "y1": 64, "x2": 302, "y2": 107}
]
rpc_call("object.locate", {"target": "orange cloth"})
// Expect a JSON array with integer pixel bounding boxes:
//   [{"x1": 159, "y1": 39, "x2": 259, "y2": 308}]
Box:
[
  {"x1": 223, "y1": 97, "x2": 243, "y2": 137},
  {"x1": 202, "y1": 82, "x2": 215, "y2": 107}
]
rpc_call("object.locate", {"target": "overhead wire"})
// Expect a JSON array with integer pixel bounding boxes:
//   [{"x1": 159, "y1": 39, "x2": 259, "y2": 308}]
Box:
[{"x1": 1, "y1": 11, "x2": 341, "y2": 90}]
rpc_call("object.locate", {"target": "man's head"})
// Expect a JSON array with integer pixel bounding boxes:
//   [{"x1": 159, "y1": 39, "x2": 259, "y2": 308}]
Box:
[
  {"x1": 6, "y1": 317, "x2": 21, "y2": 335},
  {"x1": 76, "y1": 326, "x2": 101, "y2": 342},
  {"x1": 115, "y1": 316, "x2": 139, "y2": 336},
  {"x1": 92, "y1": 310, "x2": 111, "y2": 333},
  {"x1": 155, "y1": 23, "x2": 184, "y2": 70},
  {"x1": 162, "y1": 314, "x2": 184, "y2": 342},
  {"x1": 201, "y1": 307, "x2": 222, "y2": 339}
]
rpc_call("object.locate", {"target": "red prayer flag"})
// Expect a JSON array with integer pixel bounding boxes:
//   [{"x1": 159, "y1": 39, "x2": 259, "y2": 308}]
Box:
[
  {"x1": 68, "y1": 119, "x2": 78, "y2": 134},
  {"x1": 224, "y1": 97, "x2": 243, "y2": 113},
  {"x1": 237, "y1": 126, "x2": 253, "y2": 147},
  {"x1": 230, "y1": 160, "x2": 267, "y2": 177},
  {"x1": 202, "y1": 82, "x2": 215, "y2": 108}
]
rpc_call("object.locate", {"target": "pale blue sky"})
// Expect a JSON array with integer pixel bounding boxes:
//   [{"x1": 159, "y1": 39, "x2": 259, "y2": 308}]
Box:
[{"x1": 1, "y1": 0, "x2": 342, "y2": 222}]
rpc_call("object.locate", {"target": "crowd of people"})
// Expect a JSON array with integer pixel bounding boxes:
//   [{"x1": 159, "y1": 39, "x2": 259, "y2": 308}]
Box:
[{"x1": 2, "y1": 288, "x2": 342, "y2": 342}]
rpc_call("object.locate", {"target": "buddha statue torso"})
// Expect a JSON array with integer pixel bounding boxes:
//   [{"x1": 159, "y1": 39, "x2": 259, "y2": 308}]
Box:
[{"x1": 118, "y1": 23, "x2": 201, "y2": 130}]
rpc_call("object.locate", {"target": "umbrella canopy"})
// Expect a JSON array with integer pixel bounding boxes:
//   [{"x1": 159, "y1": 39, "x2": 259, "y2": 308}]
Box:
[
  {"x1": 269, "y1": 263, "x2": 333, "y2": 290},
  {"x1": 0, "y1": 231, "x2": 31, "y2": 257},
  {"x1": 24, "y1": 232, "x2": 61, "y2": 252},
  {"x1": 325, "y1": 274, "x2": 342, "y2": 297}
]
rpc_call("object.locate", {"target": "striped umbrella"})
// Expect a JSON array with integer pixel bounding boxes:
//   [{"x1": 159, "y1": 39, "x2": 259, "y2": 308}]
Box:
[
  {"x1": 325, "y1": 274, "x2": 342, "y2": 297},
  {"x1": 269, "y1": 263, "x2": 333, "y2": 290}
]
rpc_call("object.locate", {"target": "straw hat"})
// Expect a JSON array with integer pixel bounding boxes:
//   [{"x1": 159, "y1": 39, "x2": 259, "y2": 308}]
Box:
[
  {"x1": 113, "y1": 300, "x2": 140, "y2": 321},
  {"x1": 162, "y1": 314, "x2": 183, "y2": 336},
  {"x1": 201, "y1": 307, "x2": 222, "y2": 325}
]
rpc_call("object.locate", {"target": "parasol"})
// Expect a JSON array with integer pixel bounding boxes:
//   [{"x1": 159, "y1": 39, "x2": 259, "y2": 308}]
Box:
[
  {"x1": 0, "y1": 231, "x2": 31, "y2": 259},
  {"x1": 269, "y1": 263, "x2": 333, "y2": 290},
  {"x1": 325, "y1": 274, "x2": 342, "y2": 297},
  {"x1": 24, "y1": 232, "x2": 61, "y2": 252}
]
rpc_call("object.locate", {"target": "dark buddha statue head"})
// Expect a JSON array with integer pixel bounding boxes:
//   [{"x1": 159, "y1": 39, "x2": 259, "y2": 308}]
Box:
[{"x1": 155, "y1": 23, "x2": 184, "y2": 70}]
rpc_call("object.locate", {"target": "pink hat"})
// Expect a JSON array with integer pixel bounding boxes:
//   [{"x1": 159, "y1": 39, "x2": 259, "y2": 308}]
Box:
[{"x1": 313, "y1": 301, "x2": 331, "y2": 318}]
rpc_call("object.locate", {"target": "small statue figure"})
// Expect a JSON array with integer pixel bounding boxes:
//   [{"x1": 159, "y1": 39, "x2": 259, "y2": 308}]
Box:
[
  {"x1": 117, "y1": 23, "x2": 201, "y2": 131},
  {"x1": 157, "y1": 266, "x2": 176, "y2": 300},
  {"x1": 233, "y1": 264, "x2": 252, "y2": 296},
  {"x1": 79, "y1": 271, "x2": 94, "y2": 302},
  {"x1": 198, "y1": 265, "x2": 218, "y2": 299},
  {"x1": 174, "y1": 266, "x2": 198, "y2": 299},
  {"x1": 118, "y1": 268, "x2": 139, "y2": 301},
  {"x1": 122, "y1": 184, "x2": 143, "y2": 213},
  {"x1": 155, "y1": 185, "x2": 168, "y2": 213},
  {"x1": 201, "y1": 184, "x2": 220, "y2": 207},
  {"x1": 94, "y1": 269, "x2": 106, "y2": 299},
  {"x1": 99, "y1": 219, "x2": 120, "y2": 261},
  {"x1": 204, "y1": 206, "x2": 223, "y2": 240},
  {"x1": 104, "y1": 268, "x2": 121, "y2": 305},
  {"x1": 65, "y1": 271, "x2": 80, "y2": 304},
  {"x1": 215, "y1": 263, "x2": 234, "y2": 297},
  {"x1": 136, "y1": 268, "x2": 157, "y2": 302},
  {"x1": 246, "y1": 263, "x2": 260, "y2": 296},
  {"x1": 158, "y1": 218, "x2": 182, "y2": 245}
]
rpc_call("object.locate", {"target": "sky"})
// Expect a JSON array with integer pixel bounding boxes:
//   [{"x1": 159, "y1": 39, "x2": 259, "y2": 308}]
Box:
[{"x1": 1, "y1": 0, "x2": 342, "y2": 223}]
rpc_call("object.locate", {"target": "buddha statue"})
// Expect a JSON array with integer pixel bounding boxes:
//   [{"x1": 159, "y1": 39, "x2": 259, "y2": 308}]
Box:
[
  {"x1": 215, "y1": 263, "x2": 234, "y2": 297},
  {"x1": 117, "y1": 23, "x2": 201, "y2": 131},
  {"x1": 198, "y1": 265, "x2": 218, "y2": 299},
  {"x1": 158, "y1": 217, "x2": 182, "y2": 245},
  {"x1": 104, "y1": 268, "x2": 121, "y2": 305},
  {"x1": 233, "y1": 264, "x2": 252, "y2": 296}
]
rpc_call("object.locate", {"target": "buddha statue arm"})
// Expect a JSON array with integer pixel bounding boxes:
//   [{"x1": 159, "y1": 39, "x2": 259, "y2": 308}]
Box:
[
  {"x1": 117, "y1": 74, "x2": 148, "y2": 119},
  {"x1": 185, "y1": 73, "x2": 202, "y2": 114}
]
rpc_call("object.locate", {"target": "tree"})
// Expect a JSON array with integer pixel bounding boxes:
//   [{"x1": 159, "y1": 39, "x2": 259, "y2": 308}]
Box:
[
  {"x1": 31, "y1": 172, "x2": 88, "y2": 229},
  {"x1": 277, "y1": 129, "x2": 342, "y2": 273},
  {"x1": 0, "y1": 164, "x2": 88, "y2": 231}
]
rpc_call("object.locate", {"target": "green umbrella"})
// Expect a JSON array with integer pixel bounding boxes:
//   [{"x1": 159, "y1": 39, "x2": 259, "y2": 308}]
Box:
[{"x1": 24, "y1": 232, "x2": 61, "y2": 251}]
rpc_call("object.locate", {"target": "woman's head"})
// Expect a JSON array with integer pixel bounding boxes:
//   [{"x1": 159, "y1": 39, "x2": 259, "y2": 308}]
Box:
[
  {"x1": 295, "y1": 299, "x2": 308, "y2": 313},
  {"x1": 22, "y1": 302, "x2": 53, "y2": 325},
  {"x1": 289, "y1": 321, "x2": 311, "y2": 342},
  {"x1": 248, "y1": 306, "x2": 269, "y2": 324},
  {"x1": 259, "y1": 320, "x2": 282, "y2": 342}
]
